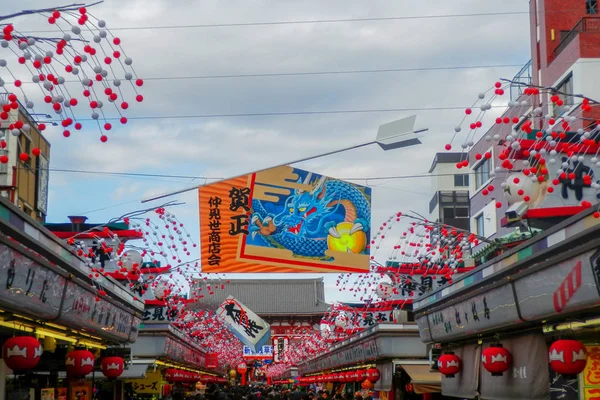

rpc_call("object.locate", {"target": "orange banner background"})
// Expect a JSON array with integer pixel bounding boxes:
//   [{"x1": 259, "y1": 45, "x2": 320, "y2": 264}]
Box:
[{"x1": 198, "y1": 166, "x2": 371, "y2": 273}]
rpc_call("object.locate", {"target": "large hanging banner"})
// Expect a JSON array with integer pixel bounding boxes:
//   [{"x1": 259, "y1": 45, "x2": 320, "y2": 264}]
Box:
[
  {"x1": 198, "y1": 165, "x2": 372, "y2": 273},
  {"x1": 216, "y1": 296, "x2": 271, "y2": 352}
]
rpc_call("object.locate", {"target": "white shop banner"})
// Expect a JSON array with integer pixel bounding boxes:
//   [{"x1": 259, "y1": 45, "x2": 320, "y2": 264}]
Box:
[{"x1": 216, "y1": 296, "x2": 271, "y2": 352}]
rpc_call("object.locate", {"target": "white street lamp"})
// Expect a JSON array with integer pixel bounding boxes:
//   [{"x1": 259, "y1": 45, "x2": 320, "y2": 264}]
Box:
[{"x1": 142, "y1": 115, "x2": 427, "y2": 203}]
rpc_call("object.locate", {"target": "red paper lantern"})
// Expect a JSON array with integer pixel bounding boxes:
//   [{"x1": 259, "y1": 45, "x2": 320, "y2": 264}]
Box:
[
  {"x1": 206, "y1": 353, "x2": 218, "y2": 369},
  {"x1": 66, "y1": 349, "x2": 95, "y2": 377},
  {"x1": 356, "y1": 369, "x2": 367, "y2": 381},
  {"x1": 438, "y1": 353, "x2": 461, "y2": 378},
  {"x1": 2, "y1": 336, "x2": 43, "y2": 371},
  {"x1": 549, "y1": 340, "x2": 588, "y2": 375},
  {"x1": 366, "y1": 368, "x2": 381, "y2": 383},
  {"x1": 101, "y1": 356, "x2": 124, "y2": 378},
  {"x1": 482, "y1": 345, "x2": 512, "y2": 376},
  {"x1": 165, "y1": 369, "x2": 175, "y2": 382}
]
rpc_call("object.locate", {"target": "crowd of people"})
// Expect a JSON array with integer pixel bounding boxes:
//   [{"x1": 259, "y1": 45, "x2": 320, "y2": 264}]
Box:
[{"x1": 163, "y1": 384, "x2": 374, "y2": 400}]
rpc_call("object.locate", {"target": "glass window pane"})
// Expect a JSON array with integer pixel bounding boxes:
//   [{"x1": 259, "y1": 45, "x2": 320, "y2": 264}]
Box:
[
  {"x1": 456, "y1": 208, "x2": 469, "y2": 218},
  {"x1": 443, "y1": 208, "x2": 455, "y2": 219}
]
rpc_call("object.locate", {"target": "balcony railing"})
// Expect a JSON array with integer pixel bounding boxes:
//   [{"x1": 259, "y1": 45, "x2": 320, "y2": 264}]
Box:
[
  {"x1": 510, "y1": 60, "x2": 532, "y2": 102},
  {"x1": 554, "y1": 17, "x2": 600, "y2": 59}
]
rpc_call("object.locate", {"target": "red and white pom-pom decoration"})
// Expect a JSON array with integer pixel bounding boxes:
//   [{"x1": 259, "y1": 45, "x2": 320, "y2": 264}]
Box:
[{"x1": 0, "y1": 5, "x2": 144, "y2": 143}]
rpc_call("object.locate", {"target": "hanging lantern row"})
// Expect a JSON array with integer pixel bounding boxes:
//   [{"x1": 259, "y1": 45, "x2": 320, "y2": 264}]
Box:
[
  {"x1": 298, "y1": 368, "x2": 380, "y2": 385},
  {"x1": 164, "y1": 369, "x2": 226, "y2": 384},
  {"x1": 439, "y1": 339, "x2": 589, "y2": 379},
  {"x1": 2, "y1": 338, "x2": 125, "y2": 379}
]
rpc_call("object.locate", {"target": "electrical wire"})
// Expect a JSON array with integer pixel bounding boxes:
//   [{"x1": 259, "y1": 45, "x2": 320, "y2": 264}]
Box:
[
  {"x1": 10, "y1": 63, "x2": 527, "y2": 83},
  {"x1": 42, "y1": 105, "x2": 507, "y2": 121},
  {"x1": 33, "y1": 166, "x2": 476, "y2": 182},
  {"x1": 19, "y1": 10, "x2": 531, "y2": 33}
]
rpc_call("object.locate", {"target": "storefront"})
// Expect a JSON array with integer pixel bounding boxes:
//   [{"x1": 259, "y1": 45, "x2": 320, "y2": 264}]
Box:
[
  {"x1": 130, "y1": 324, "x2": 225, "y2": 398},
  {"x1": 414, "y1": 206, "x2": 600, "y2": 399},
  {"x1": 0, "y1": 194, "x2": 143, "y2": 400},
  {"x1": 295, "y1": 323, "x2": 442, "y2": 399}
]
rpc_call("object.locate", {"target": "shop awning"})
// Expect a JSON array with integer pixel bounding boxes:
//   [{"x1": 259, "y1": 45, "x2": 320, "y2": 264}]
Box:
[
  {"x1": 399, "y1": 364, "x2": 441, "y2": 394},
  {"x1": 120, "y1": 364, "x2": 151, "y2": 379},
  {"x1": 84, "y1": 364, "x2": 150, "y2": 380}
]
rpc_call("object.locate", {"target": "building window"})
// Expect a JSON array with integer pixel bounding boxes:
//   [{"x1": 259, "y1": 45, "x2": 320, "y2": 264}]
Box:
[
  {"x1": 474, "y1": 158, "x2": 491, "y2": 190},
  {"x1": 475, "y1": 214, "x2": 485, "y2": 237},
  {"x1": 442, "y1": 206, "x2": 469, "y2": 220},
  {"x1": 587, "y1": 0, "x2": 598, "y2": 14},
  {"x1": 443, "y1": 207, "x2": 455, "y2": 219},
  {"x1": 455, "y1": 207, "x2": 469, "y2": 218},
  {"x1": 555, "y1": 73, "x2": 574, "y2": 107},
  {"x1": 454, "y1": 174, "x2": 470, "y2": 187},
  {"x1": 0, "y1": 150, "x2": 7, "y2": 174},
  {"x1": 20, "y1": 137, "x2": 32, "y2": 169}
]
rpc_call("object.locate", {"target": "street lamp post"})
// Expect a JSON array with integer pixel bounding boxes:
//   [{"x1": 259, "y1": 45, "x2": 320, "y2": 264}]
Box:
[{"x1": 141, "y1": 115, "x2": 427, "y2": 203}]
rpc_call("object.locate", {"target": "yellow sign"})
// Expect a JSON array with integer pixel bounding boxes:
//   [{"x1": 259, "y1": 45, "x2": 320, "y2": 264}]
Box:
[
  {"x1": 199, "y1": 166, "x2": 372, "y2": 273},
  {"x1": 126, "y1": 371, "x2": 164, "y2": 394},
  {"x1": 584, "y1": 346, "x2": 600, "y2": 387},
  {"x1": 584, "y1": 388, "x2": 600, "y2": 400}
]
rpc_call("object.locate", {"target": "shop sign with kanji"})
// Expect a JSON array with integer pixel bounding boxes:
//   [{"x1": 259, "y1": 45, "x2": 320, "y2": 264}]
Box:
[
  {"x1": 126, "y1": 371, "x2": 164, "y2": 394},
  {"x1": 142, "y1": 306, "x2": 178, "y2": 324},
  {"x1": 216, "y1": 296, "x2": 271, "y2": 352},
  {"x1": 243, "y1": 345, "x2": 273, "y2": 359},
  {"x1": 583, "y1": 345, "x2": 600, "y2": 400}
]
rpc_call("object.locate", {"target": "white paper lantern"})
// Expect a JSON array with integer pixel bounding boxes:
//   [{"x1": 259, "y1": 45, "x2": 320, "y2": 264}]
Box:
[
  {"x1": 375, "y1": 281, "x2": 394, "y2": 300},
  {"x1": 120, "y1": 249, "x2": 142, "y2": 271},
  {"x1": 334, "y1": 313, "x2": 348, "y2": 328},
  {"x1": 152, "y1": 279, "x2": 171, "y2": 300},
  {"x1": 504, "y1": 172, "x2": 541, "y2": 205}
]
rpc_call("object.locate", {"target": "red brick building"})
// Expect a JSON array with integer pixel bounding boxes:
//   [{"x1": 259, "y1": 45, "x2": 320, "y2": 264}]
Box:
[{"x1": 469, "y1": 1, "x2": 600, "y2": 245}]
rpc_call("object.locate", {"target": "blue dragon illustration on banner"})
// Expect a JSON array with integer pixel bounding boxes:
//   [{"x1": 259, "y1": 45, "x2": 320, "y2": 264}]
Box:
[{"x1": 249, "y1": 172, "x2": 371, "y2": 259}]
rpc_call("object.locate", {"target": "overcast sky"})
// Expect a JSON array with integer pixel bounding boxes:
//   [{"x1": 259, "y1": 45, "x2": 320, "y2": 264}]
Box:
[{"x1": 3, "y1": 0, "x2": 531, "y2": 302}]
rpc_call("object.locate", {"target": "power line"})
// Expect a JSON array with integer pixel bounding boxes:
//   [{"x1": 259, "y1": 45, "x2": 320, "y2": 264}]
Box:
[
  {"x1": 46, "y1": 105, "x2": 508, "y2": 121},
  {"x1": 43, "y1": 167, "x2": 474, "y2": 182},
  {"x1": 21, "y1": 11, "x2": 530, "y2": 33},
  {"x1": 12, "y1": 63, "x2": 525, "y2": 83}
]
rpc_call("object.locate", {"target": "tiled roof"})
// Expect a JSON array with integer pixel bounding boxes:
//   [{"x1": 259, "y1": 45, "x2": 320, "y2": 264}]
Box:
[{"x1": 189, "y1": 278, "x2": 330, "y2": 316}]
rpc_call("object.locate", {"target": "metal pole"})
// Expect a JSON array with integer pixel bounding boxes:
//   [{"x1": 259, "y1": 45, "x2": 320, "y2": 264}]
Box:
[{"x1": 141, "y1": 128, "x2": 425, "y2": 204}]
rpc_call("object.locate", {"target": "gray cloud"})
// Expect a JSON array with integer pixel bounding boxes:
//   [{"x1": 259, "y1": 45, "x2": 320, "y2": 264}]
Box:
[{"x1": 5, "y1": 1, "x2": 531, "y2": 300}]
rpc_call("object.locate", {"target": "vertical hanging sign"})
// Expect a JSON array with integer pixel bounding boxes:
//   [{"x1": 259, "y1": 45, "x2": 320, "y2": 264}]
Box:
[
  {"x1": 273, "y1": 337, "x2": 289, "y2": 363},
  {"x1": 216, "y1": 296, "x2": 271, "y2": 352}
]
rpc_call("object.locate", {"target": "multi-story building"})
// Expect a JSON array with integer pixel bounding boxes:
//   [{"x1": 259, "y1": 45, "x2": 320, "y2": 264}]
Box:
[
  {"x1": 0, "y1": 100, "x2": 50, "y2": 222},
  {"x1": 468, "y1": 1, "x2": 600, "y2": 243},
  {"x1": 428, "y1": 152, "x2": 470, "y2": 232},
  {"x1": 531, "y1": 0, "x2": 600, "y2": 126}
]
